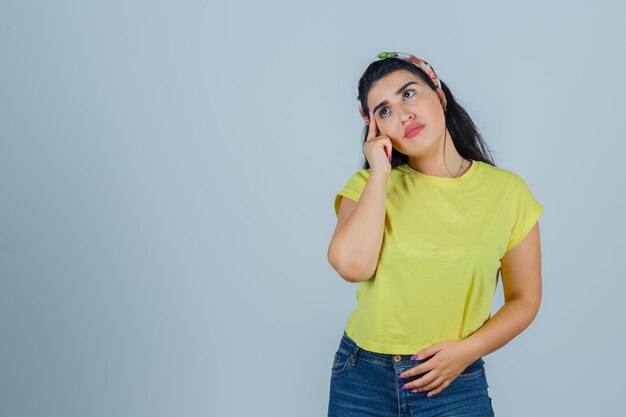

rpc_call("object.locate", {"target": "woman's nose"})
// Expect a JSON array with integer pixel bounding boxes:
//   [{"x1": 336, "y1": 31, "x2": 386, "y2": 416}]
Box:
[{"x1": 400, "y1": 109, "x2": 414, "y2": 122}]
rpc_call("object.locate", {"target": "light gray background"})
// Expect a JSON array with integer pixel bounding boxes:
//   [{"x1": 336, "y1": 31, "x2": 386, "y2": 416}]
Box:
[{"x1": 1, "y1": 1, "x2": 624, "y2": 416}]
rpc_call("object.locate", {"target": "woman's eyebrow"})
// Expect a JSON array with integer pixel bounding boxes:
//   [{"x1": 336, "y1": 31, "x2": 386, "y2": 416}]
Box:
[{"x1": 372, "y1": 81, "x2": 418, "y2": 114}]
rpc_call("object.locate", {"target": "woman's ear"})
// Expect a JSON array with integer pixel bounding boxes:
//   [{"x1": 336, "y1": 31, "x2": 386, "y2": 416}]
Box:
[
  {"x1": 358, "y1": 105, "x2": 370, "y2": 125},
  {"x1": 437, "y1": 90, "x2": 448, "y2": 112}
]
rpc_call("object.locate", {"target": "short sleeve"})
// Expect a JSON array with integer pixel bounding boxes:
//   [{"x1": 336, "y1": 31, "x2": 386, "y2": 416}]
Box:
[
  {"x1": 505, "y1": 175, "x2": 544, "y2": 253},
  {"x1": 333, "y1": 168, "x2": 370, "y2": 218}
]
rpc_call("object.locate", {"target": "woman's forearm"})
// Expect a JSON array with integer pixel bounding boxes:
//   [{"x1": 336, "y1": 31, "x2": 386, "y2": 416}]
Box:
[{"x1": 462, "y1": 298, "x2": 540, "y2": 361}]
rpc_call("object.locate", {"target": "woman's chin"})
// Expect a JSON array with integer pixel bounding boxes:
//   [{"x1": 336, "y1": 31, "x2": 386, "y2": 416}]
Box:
[{"x1": 398, "y1": 140, "x2": 437, "y2": 157}]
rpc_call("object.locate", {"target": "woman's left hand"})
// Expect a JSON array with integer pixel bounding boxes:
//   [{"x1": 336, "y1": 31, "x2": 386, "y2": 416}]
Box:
[{"x1": 397, "y1": 340, "x2": 478, "y2": 398}]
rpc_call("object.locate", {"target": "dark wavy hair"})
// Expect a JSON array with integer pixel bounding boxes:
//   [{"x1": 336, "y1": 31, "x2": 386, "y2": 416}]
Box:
[{"x1": 357, "y1": 57, "x2": 497, "y2": 169}]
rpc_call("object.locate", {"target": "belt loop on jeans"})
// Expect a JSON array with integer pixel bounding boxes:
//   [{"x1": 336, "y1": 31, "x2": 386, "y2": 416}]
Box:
[{"x1": 350, "y1": 343, "x2": 361, "y2": 365}]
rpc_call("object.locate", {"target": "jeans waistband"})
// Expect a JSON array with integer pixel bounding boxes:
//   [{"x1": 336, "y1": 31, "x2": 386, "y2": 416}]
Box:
[{"x1": 339, "y1": 331, "x2": 484, "y2": 367}]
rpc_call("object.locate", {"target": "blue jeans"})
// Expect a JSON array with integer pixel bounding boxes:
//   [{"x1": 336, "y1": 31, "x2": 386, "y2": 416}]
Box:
[{"x1": 328, "y1": 331, "x2": 495, "y2": 417}]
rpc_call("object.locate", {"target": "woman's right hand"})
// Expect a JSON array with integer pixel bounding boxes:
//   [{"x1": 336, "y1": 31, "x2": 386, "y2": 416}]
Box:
[{"x1": 364, "y1": 110, "x2": 393, "y2": 175}]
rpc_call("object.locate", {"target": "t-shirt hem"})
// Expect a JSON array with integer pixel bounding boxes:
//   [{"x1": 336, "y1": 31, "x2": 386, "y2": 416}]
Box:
[
  {"x1": 334, "y1": 191, "x2": 361, "y2": 217},
  {"x1": 338, "y1": 190, "x2": 360, "y2": 202},
  {"x1": 346, "y1": 328, "x2": 433, "y2": 355}
]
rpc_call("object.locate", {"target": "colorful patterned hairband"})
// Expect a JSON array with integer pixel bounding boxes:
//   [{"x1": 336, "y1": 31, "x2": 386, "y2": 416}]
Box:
[{"x1": 376, "y1": 51, "x2": 447, "y2": 111}]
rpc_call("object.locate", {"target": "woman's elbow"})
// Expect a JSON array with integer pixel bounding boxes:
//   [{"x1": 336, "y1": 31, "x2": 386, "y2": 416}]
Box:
[{"x1": 327, "y1": 249, "x2": 371, "y2": 283}]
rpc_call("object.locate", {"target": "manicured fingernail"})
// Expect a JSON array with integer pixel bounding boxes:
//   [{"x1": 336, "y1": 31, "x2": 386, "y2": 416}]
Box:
[
  {"x1": 410, "y1": 354, "x2": 419, "y2": 360},
  {"x1": 400, "y1": 385, "x2": 409, "y2": 390},
  {"x1": 397, "y1": 375, "x2": 404, "y2": 380},
  {"x1": 427, "y1": 393, "x2": 433, "y2": 397}
]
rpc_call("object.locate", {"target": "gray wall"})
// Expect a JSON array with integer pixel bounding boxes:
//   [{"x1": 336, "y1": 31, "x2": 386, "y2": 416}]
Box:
[{"x1": 1, "y1": 0, "x2": 624, "y2": 416}]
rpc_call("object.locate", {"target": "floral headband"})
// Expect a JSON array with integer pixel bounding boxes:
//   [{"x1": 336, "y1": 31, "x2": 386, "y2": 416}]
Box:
[{"x1": 376, "y1": 51, "x2": 447, "y2": 111}]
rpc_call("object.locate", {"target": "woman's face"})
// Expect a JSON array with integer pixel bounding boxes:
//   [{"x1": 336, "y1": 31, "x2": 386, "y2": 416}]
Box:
[{"x1": 363, "y1": 69, "x2": 446, "y2": 156}]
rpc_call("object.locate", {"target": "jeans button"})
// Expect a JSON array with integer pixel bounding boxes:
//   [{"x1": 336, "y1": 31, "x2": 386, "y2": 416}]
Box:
[{"x1": 393, "y1": 355, "x2": 401, "y2": 362}]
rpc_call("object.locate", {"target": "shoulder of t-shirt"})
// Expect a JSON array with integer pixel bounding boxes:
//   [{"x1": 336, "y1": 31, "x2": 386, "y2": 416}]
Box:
[
  {"x1": 354, "y1": 167, "x2": 370, "y2": 180},
  {"x1": 476, "y1": 161, "x2": 529, "y2": 189},
  {"x1": 347, "y1": 166, "x2": 408, "y2": 183}
]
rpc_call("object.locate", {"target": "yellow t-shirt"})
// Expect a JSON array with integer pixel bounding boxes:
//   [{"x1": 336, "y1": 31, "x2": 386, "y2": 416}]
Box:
[{"x1": 333, "y1": 159, "x2": 544, "y2": 354}]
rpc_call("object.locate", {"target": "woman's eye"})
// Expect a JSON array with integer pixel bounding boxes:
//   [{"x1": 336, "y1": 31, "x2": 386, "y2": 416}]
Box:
[{"x1": 379, "y1": 90, "x2": 416, "y2": 118}]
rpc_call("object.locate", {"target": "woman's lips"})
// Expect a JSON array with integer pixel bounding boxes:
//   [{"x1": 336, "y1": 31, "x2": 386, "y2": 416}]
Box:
[{"x1": 405, "y1": 123, "x2": 425, "y2": 138}]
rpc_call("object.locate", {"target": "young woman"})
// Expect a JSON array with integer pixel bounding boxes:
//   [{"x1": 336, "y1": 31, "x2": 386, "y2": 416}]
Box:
[{"x1": 326, "y1": 52, "x2": 544, "y2": 417}]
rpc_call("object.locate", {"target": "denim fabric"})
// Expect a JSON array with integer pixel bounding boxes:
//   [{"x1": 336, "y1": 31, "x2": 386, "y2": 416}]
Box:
[{"x1": 328, "y1": 331, "x2": 495, "y2": 417}]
